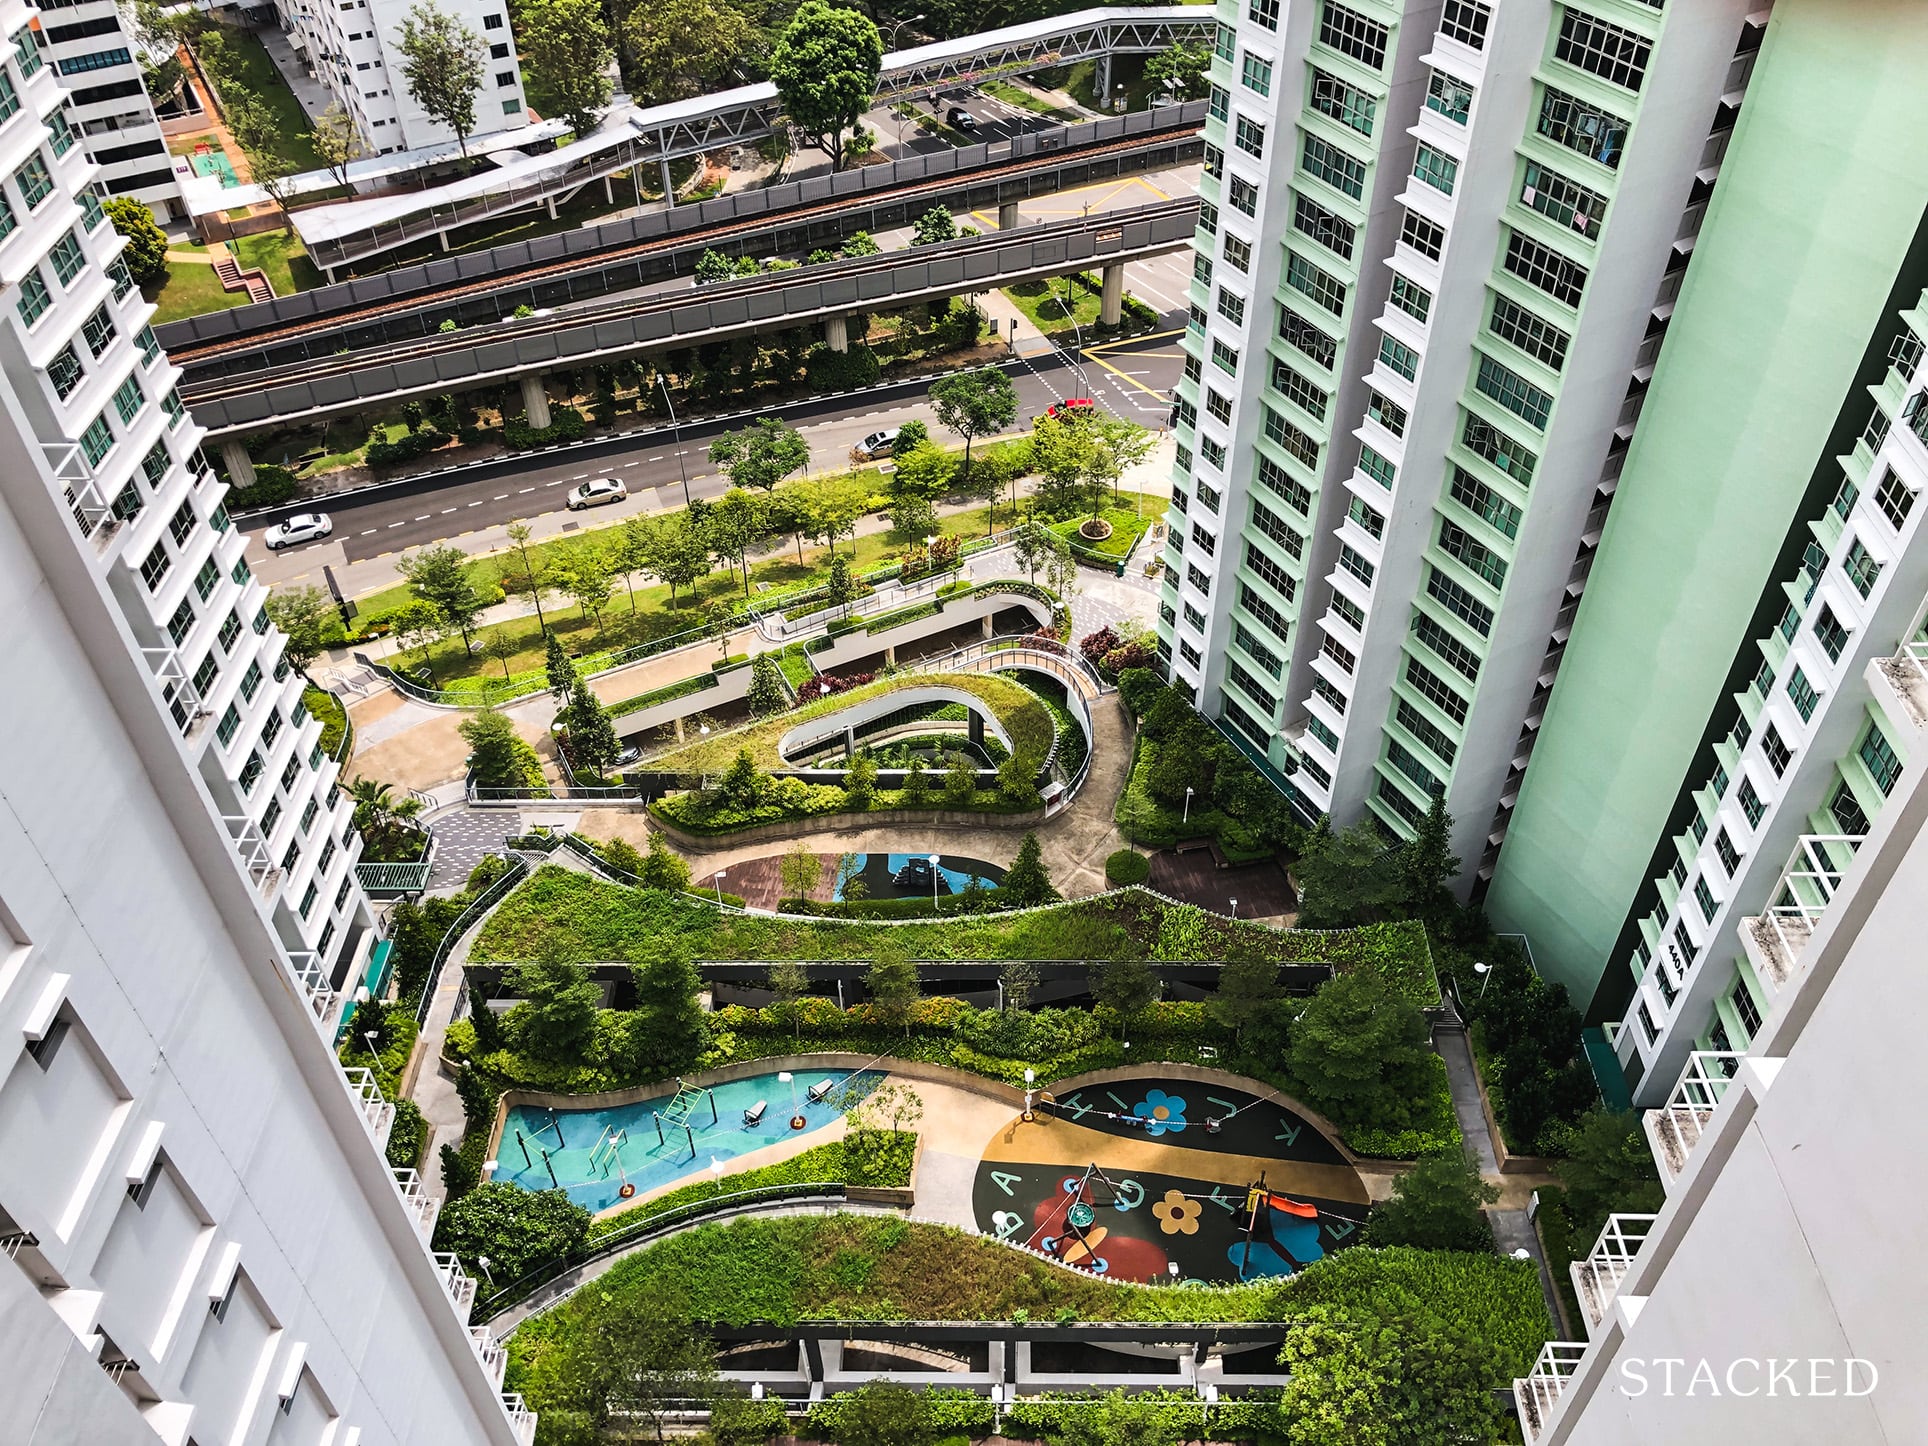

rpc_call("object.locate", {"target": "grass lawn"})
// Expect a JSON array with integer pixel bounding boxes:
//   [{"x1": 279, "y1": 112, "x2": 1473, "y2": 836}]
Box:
[
  {"x1": 980, "y1": 79, "x2": 1080, "y2": 122},
  {"x1": 1004, "y1": 274, "x2": 1107, "y2": 336},
  {"x1": 143, "y1": 260, "x2": 246, "y2": 325},
  {"x1": 232, "y1": 230, "x2": 327, "y2": 296},
  {"x1": 212, "y1": 31, "x2": 323, "y2": 169},
  {"x1": 1049, "y1": 501, "x2": 1154, "y2": 561}
]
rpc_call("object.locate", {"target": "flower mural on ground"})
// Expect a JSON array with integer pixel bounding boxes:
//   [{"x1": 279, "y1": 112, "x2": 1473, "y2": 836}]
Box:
[
  {"x1": 1152, "y1": 1188, "x2": 1201, "y2": 1235},
  {"x1": 1132, "y1": 1088, "x2": 1188, "y2": 1136}
]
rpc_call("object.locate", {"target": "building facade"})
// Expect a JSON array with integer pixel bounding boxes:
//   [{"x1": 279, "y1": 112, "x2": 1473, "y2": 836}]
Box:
[
  {"x1": 0, "y1": 0, "x2": 531, "y2": 1434},
  {"x1": 1514, "y1": 640, "x2": 1928, "y2": 1442},
  {"x1": 1486, "y1": 0, "x2": 1928, "y2": 1050},
  {"x1": 280, "y1": 0, "x2": 528, "y2": 155},
  {"x1": 32, "y1": 0, "x2": 182, "y2": 218},
  {"x1": 1157, "y1": 0, "x2": 1762, "y2": 884}
]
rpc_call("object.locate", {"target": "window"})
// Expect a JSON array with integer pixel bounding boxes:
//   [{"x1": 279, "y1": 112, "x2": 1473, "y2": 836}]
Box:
[
  {"x1": 1843, "y1": 538, "x2": 1881, "y2": 597},
  {"x1": 1234, "y1": 115, "x2": 1266, "y2": 159},
  {"x1": 1185, "y1": 564, "x2": 1211, "y2": 596},
  {"x1": 1762, "y1": 723, "x2": 1791, "y2": 777},
  {"x1": 1214, "y1": 22, "x2": 1236, "y2": 63},
  {"x1": 239, "y1": 751, "x2": 264, "y2": 793},
  {"x1": 1223, "y1": 234, "x2": 1251, "y2": 272},
  {"x1": 1197, "y1": 200, "x2": 1218, "y2": 237},
  {"x1": 137, "y1": 325, "x2": 160, "y2": 366},
  {"x1": 12, "y1": 152, "x2": 51, "y2": 209},
  {"x1": 1271, "y1": 360, "x2": 1328, "y2": 420},
  {"x1": 279, "y1": 757, "x2": 299, "y2": 792},
  {"x1": 16, "y1": 269, "x2": 50, "y2": 327},
  {"x1": 59, "y1": 47, "x2": 134, "y2": 74},
  {"x1": 1438, "y1": 520, "x2": 1507, "y2": 588},
  {"x1": 10, "y1": 24, "x2": 41, "y2": 78},
  {"x1": 108, "y1": 260, "x2": 133, "y2": 300},
  {"x1": 1378, "y1": 334, "x2": 1420, "y2": 381},
  {"x1": 192, "y1": 651, "x2": 219, "y2": 696},
  {"x1": 1252, "y1": 498, "x2": 1306, "y2": 558},
  {"x1": 1313, "y1": 675, "x2": 1348, "y2": 715},
  {"x1": 48, "y1": 229, "x2": 84, "y2": 286},
  {"x1": 1504, "y1": 232, "x2": 1589, "y2": 307},
  {"x1": 1830, "y1": 780, "x2": 1870, "y2": 836},
  {"x1": 1206, "y1": 388, "x2": 1233, "y2": 424},
  {"x1": 1228, "y1": 176, "x2": 1258, "y2": 217},
  {"x1": 1387, "y1": 739, "x2": 1442, "y2": 796},
  {"x1": 1359, "y1": 444, "x2": 1396, "y2": 490},
  {"x1": 1860, "y1": 723, "x2": 1902, "y2": 795},
  {"x1": 1412, "y1": 614, "x2": 1481, "y2": 680},
  {"x1": 1694, "y1": 877, "x2": 1718, "y2": 923},
  {"x1": 1406, "y1": 655, "x2": 1469, "y2": 723},
  {"x1": 1216, "y1": 287, "x2": 1246, "y2": 325},
  {"x1": 1400, "y1": 210, "x2": 1445, "y2": 261},
  {"x1": 1302, "y1": 133, "x2": 1366, "y2": 201},
  {"x1": 1235, "y1": 624, "x2": 1283, "y2": 676},
  {"x1": 1475, "y1": 354, "x2": 1554, "y2": 429},
  {"x1": 139, "y1": 542, "x2": 171, "y2": 591},
  {"x1": 1427, "y1": 567, "x2": 1494, "y2": 634},
  {"x1": 1293, "y1": 193, "x2": 1356, "y2": 260},
  {"x1": 216, "y1": 704, "x2": 240, "y2": 746},
  {"x1": 1321, "y1": 636, "x2": 1357, "y2": 674},
  {"x1": 1425, "y1": 68, "x2": 1473, "y2": 124},
  {"x1": 1439, "y1": 0, "x2": 1492, "y2": 48},
  {"x1": 483, "y1": 10, "x2": 504, "y2": 26},
  {"x1": 1396, "y1": 699, "x2": 1459, "y2": 766},
  {"x1": 1182, "y1": 601, "x2": 1207, "y2": 632},
  {"x1": 165, "y1": 597, "x2": 195, "y2": 646},
  {"x1": 1279, "y1": 307, "x2": 1338, "y2": 369},
  {"x1": 1245, "y1": 542, "x2": 1298, "y2": 601},
  {"x1": 1200, "y1": 437, "x2": 1227, "y2": 470},
  {"x1": 1412, "y1": 144, "x2": 1459, "y2": 196},
  {"x1": 1212, "y1": 338, "x2": 1240, "y2": 375},
  {"x1": 0, "y1": 66, "x2": 16, "y2": 124},
  {"x1": 1226, "y1": 658, "x2": 1276, "y2": 714},
  {"x1": 496, "y1": 70, "x2": 515, "y2": 86},
  {"x1": 1538, "y1": 85, "x2": 1628, "y2": 169},
  {"x1": 1813, "y1": 605, "x2": 1850, "y2": 664},
  {"x1": 1241, "y1": 52, "x2": 1272, "y2": 95},
  {"x1": 194, "y1": 557, "x2": 221, "y2": 601},
  {"x1": 1786, "y1": 666, "x2": 1819, "y2": 721},
  {"x1": 1738, "y1": 776, "x2": 1765, "y2": 827},
  {"x1": 1309, "y1": 68, "x2": 1375, "y2": 136},
  {"x1": 1257, "y1": 455, "x2": 1311, "y2": 515},
  {"x1": 1338, "y1": 544, "x2": 1375, "y2": 587},
  {"x1": 1366, "y1": 390, "x2": 1407, "y2": 438},
  {"x1": 299, "y1": 882, "x2": 319, "y2": 919},
  {"x1": 1301, "y1": 754, "x2": 1334, "y2": 790},
  {"x1": 1347, "y1": 495, "x2": 1385, "y2": 539},
  {"x1": 1876, "y1": 467, "x2": 1916, "y2": 530},
  {"x1": 112, "y1": 373, "x2": 145, "y2": 425},
  {"x1": 1489, "y1": 294, "x2": 1571, "y2": 369},
  {"x1": 1307, "y1": 716, "x2": 1339, "y2": 751},
  {"x1": 167, "y1": 501, "x2": 197, "y2": 548},
  {"x1": 1389, "y1": 274, "x2": 1432, "y2": 323},
  {"x1": 80, "y1": 412, "x2": 113, "y2": 466},
  {"x1": 1262, "y1": 406, "x2": 1320, "y2": 469},
  {"x1": 47, "y1": 343, "x2": 83, "y2": 401},
  {"x1": 1556, "y1": 9, "x2": 1651, "y2": 91},
  {"x1": 1330, "y1": 592, "x2": 1365, "y2": 631},
  {"x1": 82, "y1": 303, "x2": 116, "y2": 357},
  {"x1": 1249, "y1": 0, "x2": 1279, "y2": 29},
  {"x1": 1318, "y1": 1, "x2": 1389, "y2": 69},
  {"x1": 1521, "y1": 160, "x2": 1607, "y2": 240},
  {"x1": 1207, "y1": 85, "x2": 1228, "y2": 123},
  {"x1": 1732, "y1": 983, "x2": 1762, "y2": 1040},
  {"x1": 1241, "y1": 583, "x2": 1294, "y2": 645},
  {"x1": 1190, "y1": 522, "x2": 1217, "y2": 556},
  {"x1": 261, "y1": 709, "x2": 283, "y2": 749},
  {"x1": 1715, "y1": 828, "x2": 1743, "y2": 878},
  {"x1": 1285, "y1": 250, "x2": 1348, "y2": 316}
]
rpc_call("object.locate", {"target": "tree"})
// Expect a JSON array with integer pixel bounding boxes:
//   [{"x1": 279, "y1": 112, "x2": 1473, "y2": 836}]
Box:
[
  {"x1": 770, "y1": 959, "x2": 810, "y2": 1039},
  {"x1": 618, "y1": 0, "x2": 755, "y2": 108},
  {"x1": 507, "y1": 942, "x2": 600, "y2": 1063},
  {"x1": 747, "y1": 653, "x2": 788, "y2": 716},
  {"x1": 634, "y1": 511, "x2": 709, "y2": 611},
  {"x1": 779, "y1": 842, "x2": 819, "y2": 903},
  {"x1": 229, "y1": 98, "x2": 296, "y2": 225},
  {"x1": 564, "y1": 679, "x2": 621, "y2": 777},
  {"x1": 459, "y1": 707, "x2": 531, "y2": 788},
  {"x1": 1554, "y1": 1108, "x2": 1665, "y2": 1245},
  {"x1": 704, "y1": 488, "x2": 765, "y2": 597},
  {"x1": 1088, "y1": 414, "x2": 1157, "y2": 510},
  {"x1": 827, "y1": 550, "x2": 857, "y2": 616},
  {"x1": 834, "y1": 851, "x2": 866, "y2": 903},
  {"x1": 842, "y1": 230, "x2": 881, "y2": 257},
  {"x1": 709, "y1": 417, "x2": 810, "y2": 494},
  {"x1": 638, "y1": 831, "x2": 693, "y2": 891},
  {"x1": 479, "y1": 629, "x2": 520, "y2": 682},
  {"x1": 518, "y1": 0, "x2": 613, "y2": 136},
  {"x1": 1144, "y1": 39, "x2": 1211, "y2": 102},
  {"x1": 910, "y1": 206, "x2": 957, "y2": 245},
  {"x1": 399, "y1": 543, "x2": 488, "y2": 654},
  {"x1": 942, "y1": 749, "x2": 977, "y2": 804},
  {"x1": 505, "y1": 522, "x2": 552, "y2": 633},
  {"x1": 865, "y1": 942, "x2": 919, "y2": 1036},
  {"x1": 1000, "y1": 958, "x2": 1039, "y2": 1012},
  {"x1": 384, "y1": 598, "x2": 446, "y2": 675},
  {"x1": 553, "y1": 541, "x2": 616, "y2": 634},
  {"x1": 844, "y1": 754, "x2": 879, "y2": 809},
  {"x1": 1029, "y1": 411, "x2": 1101, "y2": 519},
  {"x1": 631, "y1": 948, "x2": 707, "y2": 1076},
  {"x1": 545, "y1": 1280, "x2": 719, "y2": 1443},
  {"x1": 1209, "y1": 955, "x2": 1279, "y2": 1042},
  {"x1": 1081, "y1": 1390, "x2": 1185, "y2": 1446},
  {"x1": 265, "y1": 585, "x2": 337, "y2": 668},
  {"x1": 432, "y1": 1182, "x2": 591, "y2": 1282},
  {"x1": 1001, "y1": 831, "x2": 1058, "y2": 906},
  {"x1": 395, "y1": 1, "x2": 485, "y2": 155},
  {"x1": 1399, "y1": 793, "x2": 1461, "y2": 917},
  {"x1": 1280, "y1": 1305, "x2": 1503, "y2": 1446},
  {"x1": 717, "y1": 748, "x2": 765, "y2": 808},
  {"x1": 102, "y1": 198, "x2": 167, "y2": 285},
  {"x1": 310, "y1": 103, "x2": 365, "y2": 188},
  {"x1": 1012, "y1": 520, "x2": 1054, "y2": 582},
  {"x1": 929, "y1": 367, "x2": 1018, "y2": 485},
  {"x1": 794, "y1": 474, "x2": 868, "y2": 558},
  {"x1": 821, "y1": 1381, "x2": 937, "y2": 1446},
  {"x1": 890, "y1": 441, "x2": 955, "y2": 504},
  {"x1": 1092, "y1": 956, "x2": 1158, "y2": 1036},
  {"x1": 1293, "y1": 818, "x2": 1406, "y2": 927},
  {"x1": 347, "y1": 777, "x2": 424, "y2": 858},
  {"x1": 542, "y1": 630, "x2": 576, "y2": 696},
  {"x1": 1285, "y1": 969, "x2": 1435, "y2": 1131},
  {"x1": 769, "y1": 1, "x2": 883, "y2": 172},
  {"x1": 1362, "y1": 1150, "x2": 1498, "y2": 1253}
]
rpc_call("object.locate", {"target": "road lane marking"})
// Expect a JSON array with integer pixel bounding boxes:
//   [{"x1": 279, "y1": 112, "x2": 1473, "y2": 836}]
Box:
[
  {"x1": 467, "y1": 500, "x2": 483, "y2": 506},
  {"x1": 518, "y1": 487, "x2": 535, "y2": 493},
  {"x1": 493, "y1": 494, "x2": 508, "y2": 500},
  {"x1": 360, "y1": 528, "x2": 377, "y2": 535},
  {"x1": 387, "y1": 521, "x2": 405, "y2": 528},
  {"x1": 413, "y1": 514, "x2": 430, "y2": 521},
  {"x1": 440, "y1": 507, "x2": 456, "y2": 513}
]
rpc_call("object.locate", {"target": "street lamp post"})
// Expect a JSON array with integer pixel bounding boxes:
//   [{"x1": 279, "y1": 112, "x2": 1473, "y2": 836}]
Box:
[
  {"x1": 1059, "y1": 277, "x2": 1091, "y2": 395},
  {"x1": 929, "y1": 852, "x2": 942, "y2": 911},
  {"x1": 715, "y1": 869, "x2": 726, "y2": 905},
  {"x1": 780, "y1": 1070, "x2": 805, "y2": 1130},
  {"x1": 659, "y1": 376, "x2": 693, "y2": 507},
  {"x1": 1182, "y1": 786, "x2": 1193, "y2": 823},
  {"x1": 1022, "y1": 1066, "x2": 1036, "y2": 1122},
  {"x1": 363, "y1": 1030, "x2": 379, "y2": 1063},
  {"x1": 1474, "y1": 960, "x2": 1492, "y2": 998},
  {"x1": 1229, "y1": 897, "x2": 1238, "y2": 919}
]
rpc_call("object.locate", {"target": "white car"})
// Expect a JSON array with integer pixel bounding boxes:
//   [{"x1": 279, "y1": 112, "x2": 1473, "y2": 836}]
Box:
[
  {"x1": 858, "y1": 427, "x2": 901, "y2": 458},
  {"x1": 262, "y1": 513, "x2": 332, "y2": 550},
  {"x1": 567, "y1": 477, "x2": 627, "y2": 510}
]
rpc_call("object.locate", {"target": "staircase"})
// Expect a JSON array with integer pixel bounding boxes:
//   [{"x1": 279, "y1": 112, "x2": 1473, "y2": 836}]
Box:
[{"x1": 210, "y1": 245, "x2": 275, "y2": 304}]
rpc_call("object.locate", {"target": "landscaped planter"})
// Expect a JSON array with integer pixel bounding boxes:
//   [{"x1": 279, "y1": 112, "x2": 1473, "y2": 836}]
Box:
[{"x1": 1078, "y1": 517, "x2": 1114, "y2": 542}]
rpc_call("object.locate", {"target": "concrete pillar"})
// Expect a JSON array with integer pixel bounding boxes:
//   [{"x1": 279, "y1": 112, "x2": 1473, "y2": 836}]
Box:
[
  {"x1": 1100, "y1": 261, "x2": 1125, "y2": 327},
  {"x1": 545, "y1": 195, "x2": 558, "y2": 220},
  {"x1": 824, "y1": 314, "x2": 849, "y2": 353},
  {"x1": 602, "y1": 174, "x2": 613, "y2": 205},
  {"x1": 1096, "y1": 54, "x2": 1111, "y2": 106},
  {"x1": 658, "y1": 156, "x2": 674, "y2": 200},
  {"x1": 437, "y1": 229, "x2": 451, "y2": 252},
  {"x1": 998, "y1": 200, "x2": 1020, "y2": 230},
  {"x1": 673, "y1": 716, "x2": 685, "y2": 742},
  {"x1": 520, "y1": 373, "x2": 552, "y2": 429},
  {"x1": 885, "y1": 643, "x2": 897, "y2": 666},
  {"x1": 844, "y1": 726, "x2": 855, "y2": 759},
  {"x1": 981, "y1": 613, "x2": 994, "y2": 639},
  {"x1": 220, "y1": 438, "x2": 256, "y2": 488},
  {"x1": 969, "y1": 711, "x2": 985, "y2": 747}
]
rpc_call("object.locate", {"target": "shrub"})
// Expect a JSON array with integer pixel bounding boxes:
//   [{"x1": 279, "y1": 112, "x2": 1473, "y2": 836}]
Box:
[
  {"x1": 431, "y1": 1181, "x2": 592, "y2": 1281},
  {"x1": 1104, "y1": 849, "x2": 1150, "y2": 886},
  {"x1": 226, "y1": 463, "x2": 300, "y2": 511},
  {"x1": 804, "y1": 341, "x2": 882, "y2": 391},
  {"x1": 364, "y1": 424, "x2": 447, "y2": 467},
  {"x1": 385, "y1": 1098, "x2": 426, "y2": 1171},
  {"x1": 502, "y1": 406, "x2": 588, "y2": 450}
]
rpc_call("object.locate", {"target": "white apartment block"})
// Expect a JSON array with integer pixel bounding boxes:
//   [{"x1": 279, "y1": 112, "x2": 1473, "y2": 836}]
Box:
[
  {"x1": 29, "y1": 0, "x2": 183, "y2": 218},
  {"x1": 1608, "y1": 303, "x2": 1928, "y2": 1105},
  {"x1": 281, "y1": 0, "x2": 528, "y2": 156},
  {"x1": 1157, "y1": 0, "x2": 1764, "y2": 882},
  {"x1": 1515, "y1": 653, "x2": 1928, "y2": 1443},
  {"x1": 0, "y1": 0, "x2": 532, "y2": 1432}
]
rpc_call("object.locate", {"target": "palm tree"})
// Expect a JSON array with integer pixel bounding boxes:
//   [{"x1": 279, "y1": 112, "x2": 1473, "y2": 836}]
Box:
[{"x1": 348, "y1": 778, "x2": 426, "y2": 861}]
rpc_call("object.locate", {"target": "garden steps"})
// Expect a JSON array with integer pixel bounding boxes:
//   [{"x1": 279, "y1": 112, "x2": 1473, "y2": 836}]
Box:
[{"x1": 209, "y1": 243, "x2": 276, "y2": 305}]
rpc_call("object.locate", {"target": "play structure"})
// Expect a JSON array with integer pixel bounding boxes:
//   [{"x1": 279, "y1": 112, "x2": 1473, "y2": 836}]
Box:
[{"x1": 651, "y1": 1079, "x2": 721, "y2": 1160}]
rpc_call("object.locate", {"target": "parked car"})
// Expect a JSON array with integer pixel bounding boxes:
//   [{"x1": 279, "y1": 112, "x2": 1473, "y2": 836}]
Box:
[
  {"x1": 263, "y1": 513, "x2": 333, "y2": 550},
  {"x1": 947, "y1": 106, "x2": 980, "y2": 133},
  {"x1": 567, "y1": 477, "x2": 627, "y2": 510},
  {"x1": 614, "y1": 743, "x2": 643, "y2": 767},
  {"x1": 1046, "y1": 398, "x2": 1097, "y2": 423},
  {"x1": 857, "y1": 427, "x2": 901, "y2": 459}
]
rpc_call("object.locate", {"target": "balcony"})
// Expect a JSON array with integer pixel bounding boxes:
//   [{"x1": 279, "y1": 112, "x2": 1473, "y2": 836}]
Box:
[
  {"x1": 343, "y1": 1067, "x2": 396, "y2": 1150},
  {"x1": 1643, "y1": 1050, "x2": 1741, "y2": 1185},
  {"x1": 1570, "y1": 1214, "x2": 1658, "y2": 1337},
  {"x1": 1740, "y1": 833, "x2": 1863, "y2": 990},
  {"x1": 432, "y1": 1251, "x2": 478, "y2": 1323},
  {"x1": 502, "y1": 1393, "x2": 537, "y2": 1445},
  {"x1": 1514, "y1": 1341, "x2": 1589, "y2": 1442},
  {"x1": 471, "y1": 1326, "x2": 507, "y2": 1389},
  {"x1": 1880, "y1": 639, "x2": 1928, "y2": 727},
  {"x1": 394, "y1": 1168, "x2": 440, "y2": 1243}
]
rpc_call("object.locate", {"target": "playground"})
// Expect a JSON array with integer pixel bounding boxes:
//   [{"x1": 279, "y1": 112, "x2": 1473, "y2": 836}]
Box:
[
  {"x1": 970, "y1": 1076, "x2": 1370, "y2": 1283},
  {"x1": 494, "y1": 1067, "x2": 883, "y2": 1213}
]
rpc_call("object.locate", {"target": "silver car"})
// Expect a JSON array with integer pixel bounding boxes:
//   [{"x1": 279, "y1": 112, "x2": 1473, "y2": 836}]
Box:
[
  {"x1": 567, "y1": 477, "x2": 627, "y2": 510},
  {"x1": 263, "y1": 512, "x2": 333, "y2": 550}
]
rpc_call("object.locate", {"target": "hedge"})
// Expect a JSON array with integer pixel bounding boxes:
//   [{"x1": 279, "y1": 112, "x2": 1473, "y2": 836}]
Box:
[
  {"x1": 607, "y1": 670, "x2": 718, "y2": 719},
  {"x1": 1105, "y1": 848, "x2": 1150, "y2": 886},
  {"x1": 226, "y1": 463, "x2": 299, "y2": 511}
]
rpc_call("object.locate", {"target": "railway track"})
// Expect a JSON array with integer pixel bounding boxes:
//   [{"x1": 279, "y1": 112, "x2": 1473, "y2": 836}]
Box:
[
  {"x1": 169, "y1": 123, "x2": 1201, "y2": 372},
  {"x1": 179, "y1": 199, "x2": 1197, "y2": 409}
]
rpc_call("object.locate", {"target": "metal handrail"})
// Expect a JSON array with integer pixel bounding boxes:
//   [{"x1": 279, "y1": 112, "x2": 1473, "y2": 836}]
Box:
[
  {"x1": 343, "y1": 1067, "x2": 394, "y2": 1144},
  {"x1": 1572, "y1": 1212, "x2": 1658, "y2": 1327},
  {"x1": 1515, "y1": 1341, "x2": 1590, "y2": 1442},
  {"x1": 411, "y1": 855, "x2": 532, "y2": 1023},
  {"x1": 1646, "y1": 1049, "x2": 1743, "y2": 1182}
]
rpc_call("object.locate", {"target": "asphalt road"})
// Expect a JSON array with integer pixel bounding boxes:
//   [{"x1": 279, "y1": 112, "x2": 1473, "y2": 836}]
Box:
[{"x1": 248, "y1": 328, "x2": 1188, "y2": 579}]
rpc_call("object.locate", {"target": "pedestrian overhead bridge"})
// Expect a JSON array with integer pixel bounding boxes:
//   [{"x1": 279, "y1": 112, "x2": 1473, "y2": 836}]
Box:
[
  {"x1": 280, "y1": 7, "x2": 1213, "y2": 275},
  {"x1": 177, "y1": 198, "x2": 1200, "y2": 438},
  {"x1": 158, "y1": 103, "x2": 1205, "y2": 375}
]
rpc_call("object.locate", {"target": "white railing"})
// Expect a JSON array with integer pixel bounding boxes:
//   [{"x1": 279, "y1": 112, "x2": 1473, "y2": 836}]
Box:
[
  {"x1": 766, "y1": 568, "x2": 949, "y2": 639},
  {"x1": 1644, "y1": 1050, "x2": 1742, "y2": 1184},
  {"x1": 222, "y1": 814, "x2": 276, "y2": 889},
  {"x1": 282, "y1": 950, "x2": 338, "y2": 1028},
  {"x1": 1751, "y1": 833, "x2": 1863, "y2": 987},
  {"x1": 501, "y1": 1392, "x2": 537, "y2": 1444},
  {"x1": 431, "y1": 1251, "x2": 478, "y2": 1322},
  {"x1": 1571, "y1": 1213, "x2": 1659, "y2": 1333},
  {"x1": 1514, "y1": 1341, "x2": 1590, "y2": 1442},
  {"x1": 904, "y1": 633, "x2": 1111, "y2": 700},
  {"x1": 342, "y1": 1067, "x2": 395, "y2": 1149},
  {"x1": 394, "y1": 1168, "x2": 440, "y2": 1243},
  {"x1": 470, "y1": 1325, "x2": 507, "y2": 1388}
]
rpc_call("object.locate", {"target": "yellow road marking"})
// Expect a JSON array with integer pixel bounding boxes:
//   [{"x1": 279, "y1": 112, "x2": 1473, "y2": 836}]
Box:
[{"x1": 1084, "y1": 350, "x2": 1169, "y2": 398}]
